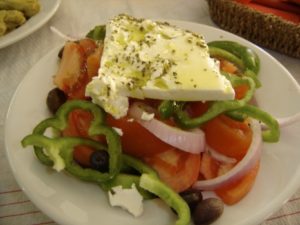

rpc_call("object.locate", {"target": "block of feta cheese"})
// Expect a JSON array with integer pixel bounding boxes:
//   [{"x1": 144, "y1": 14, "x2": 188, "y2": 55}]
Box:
[{"x1": 86, "y1": 14, "x2": 235, "y2": 118}]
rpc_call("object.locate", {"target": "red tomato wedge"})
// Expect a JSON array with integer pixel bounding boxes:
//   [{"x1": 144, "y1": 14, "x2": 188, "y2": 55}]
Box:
[
  {"x1": 63, "y1": 107, "x2": 201, "y2": 193},
  {"x1": 106, "y1": 115, "x2": 173, "y2": 158},
  {"x1": 200, "y1": 152, "x2": 220, "y2": 180},
  {"x1": 62, "y1": 110, "x2": 96, "y2": 167},
  {"x1": 234, "y1": 84, "x2": 249, "y2": 100},
  {"x1": 143, "y1": 148, "x2": 201, "y2": 192},
  {"x1": 73, "y1": 145, "x2": 94, "y2": 167},
  {"x1": 215, "y1": 160, "x2": 260, "y2": 205},
  {"x1": 204, "y1": 115, "x2": 253, "y2": 161},
  {"x1": 220, "y1": 59, "x2": 239, "y2": 74},
  {"x1": 186, "y1": 101, "x2": 210, "y2": 118},
  {"x1": 54, "y1": 39, "x2": 103, "y2": 100}
]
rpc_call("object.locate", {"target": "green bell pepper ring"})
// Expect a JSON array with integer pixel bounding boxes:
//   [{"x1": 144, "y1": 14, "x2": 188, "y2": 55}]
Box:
[
  {"x1": 174, "y1": 76, "x2": 256, "y2": 129},
  {"x1": 158, "y1": 100, "x2": 184, "y2": 120},
  {"x1": 208, "y1": 46, "x2": 245, "y2": 70},
  {"x1": 122, "y1": 154, "x2": 159, "y2": 178},
  {"x1": 100, "y1": 154, "x2": 159, "y2": 199},
  {"x1": 21, "y1": 135, "x2": 121, "y2": 182},
  {"x1": 140, "y1": 173, "x2": 191, "y2": 225},
  {"x1": 32, "y1": 100, "x2": 106, "y2": 165},
  {"x1": 26, "y1": 100, "x2": 122, "y2": 179},
  {"x1": 86, "y1": 25, "x2": 106, "y2": 41},
  {"x1": 208, "y1": 40, "x2": 260, "y2": 74},
  {"x1": 229, "y1": 104, "x2": 280, "y2": 142},
  {"x1": 100, "y1": 173, "x2": 154, "y2": 199}
]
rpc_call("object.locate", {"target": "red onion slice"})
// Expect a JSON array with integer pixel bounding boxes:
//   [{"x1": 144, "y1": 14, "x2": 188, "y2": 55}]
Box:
[
  {"x1": 206, "y1": 145, "x2": 237, "y2": 164},
  {"x1": 128, "y1": 102, "x2": 206, "y2": 154},
  {"x1": 192, "y1": 119, "x2": 262, "y2": 191}
]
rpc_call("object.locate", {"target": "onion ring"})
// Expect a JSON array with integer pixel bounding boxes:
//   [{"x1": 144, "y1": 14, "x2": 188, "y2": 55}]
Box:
[
  {"x1": 128, "y1": 102, "x2": 206, "y2": 154},
  {"x1": 192, "y1": 119, "x2": 262, "y2": 190}
]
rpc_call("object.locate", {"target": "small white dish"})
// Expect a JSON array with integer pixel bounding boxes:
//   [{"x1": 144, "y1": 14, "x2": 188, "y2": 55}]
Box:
[
  {"x1": 0, "y1": 0, "x2": 61, "y2": 49},
  {"x1": 5, "y1": 20, "x2": 300, "y2": 225}
]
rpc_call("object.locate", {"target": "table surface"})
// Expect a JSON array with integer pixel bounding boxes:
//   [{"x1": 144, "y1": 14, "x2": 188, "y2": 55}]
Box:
[{"x1": 0, "y1": 0, "x2": 300, "y2": 225}]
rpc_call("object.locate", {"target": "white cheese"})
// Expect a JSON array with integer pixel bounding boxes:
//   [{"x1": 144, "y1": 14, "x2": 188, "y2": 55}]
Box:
[
  {"x1": 86, "y1": 14, "x2": 235, "y2": 118},
  {"x1": 141, "y1": 111, "x2": 155, "y2": 121},
  {"x1": 108, "y1": 184, "x2": 143, "y2": 217}
]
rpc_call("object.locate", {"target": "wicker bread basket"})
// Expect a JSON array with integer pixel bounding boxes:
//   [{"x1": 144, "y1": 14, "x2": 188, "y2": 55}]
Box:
[{"x1": 207, "y1": 0, "x2": 300, "y2": 58}]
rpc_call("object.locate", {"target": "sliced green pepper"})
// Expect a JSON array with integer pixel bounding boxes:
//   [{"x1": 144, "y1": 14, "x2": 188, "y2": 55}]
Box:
[
  {"x1": 24, "y1": 100, "x2": 122, "y2": 179},
  {"x1": 174, "y1": 76, "x2": 256, "y2": 128},
  {"x1": 208, "y1": 41, "x2": 260, "y2": 74},
  {"x1": 100, "y1": 154, "x2": 159, "y2": 199},
  {"x1": 229, "y1": 104, "x2": 280, "y2": 142},
  {"x1": 86, "y1": 25, "x2": 106, "y2": 41},
  {"x1": 158, "y1": 101, "x2": 185, "y2": 120},
  {"x1": 100, "y1": 173, "x2": 154, "y2": 199},
  {"x1": 209, "y1": 46, "x2": 245, "y2": 70},
  {"x1": 21, "y1": 135, "x2": 121, "y2": 182},
  {"x1": 140, "y1": 174, "x2": 191, "y2": 225}
]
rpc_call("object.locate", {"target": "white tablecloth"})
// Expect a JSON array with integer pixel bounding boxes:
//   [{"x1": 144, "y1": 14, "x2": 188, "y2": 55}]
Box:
[{"x1": 0, "y1": 0, "x2": 299, "y2": 224}]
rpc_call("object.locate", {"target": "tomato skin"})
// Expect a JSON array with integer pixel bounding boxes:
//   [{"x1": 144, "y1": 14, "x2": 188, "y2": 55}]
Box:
[
  {"x1": 186, "y1": 101, "x2": 210, "y2": 118},
  {"x1": 87, "y1": 47, "x2": 102, "y2": 79},
  {"x1": 200, "y1": 152, "x2": 219, "y2": 180},
  {"x1": 204, "y1": 115, "x2": 253, "y2": 161},
  {"x1": 106, "y1": 115, "x2": 172, "y2": 158},
  {"x1": 215, "y1": 161, "x2": 260, "y2": 205},
  {"x1": 234, "y1": 84, "x2": 249, "y2": 100},
  {"x1": 220, "y1": 59, "x2": 239, "y2": 74},
  {"x1": 79, "y1": 38, "x2": 97, "y2": 56},
  {"x1": 54, "y1": 39, "x2": 103, "y2": 100},
  {"x1": 73, "y1": 146, "x2": 94, "y2": 167},
  {"x1": 143, "y1": 148, "x2": 201, "y2": 192}
]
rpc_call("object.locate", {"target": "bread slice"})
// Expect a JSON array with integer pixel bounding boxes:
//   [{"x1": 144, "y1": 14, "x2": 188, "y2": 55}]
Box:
[{"x1": 207, "y1": 0, "x2": 300, "y2": 58}]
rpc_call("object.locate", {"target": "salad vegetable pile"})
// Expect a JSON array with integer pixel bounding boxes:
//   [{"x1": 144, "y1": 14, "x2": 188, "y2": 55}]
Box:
[{"x1": 21, "y1": 15, "x2": 281, "y2": 225}]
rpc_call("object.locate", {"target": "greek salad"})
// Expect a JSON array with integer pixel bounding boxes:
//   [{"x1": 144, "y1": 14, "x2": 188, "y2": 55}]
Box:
[{"x1": 21, "y1": 14, "x2": 281, "y2": 225}]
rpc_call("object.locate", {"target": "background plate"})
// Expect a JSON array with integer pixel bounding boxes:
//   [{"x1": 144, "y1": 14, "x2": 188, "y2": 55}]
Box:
[{"x1": 0, "y1": 0, "x2": 61, "y2": 49}]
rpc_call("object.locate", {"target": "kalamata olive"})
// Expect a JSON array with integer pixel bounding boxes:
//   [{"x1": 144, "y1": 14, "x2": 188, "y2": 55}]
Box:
[
  {"x1": 46, "y1": 88, "x2": 67, "y2": 114},
  {"x1": 90, "y1": 150, "x2": 109, "y2": 172},
  {"x1": 192, "y1": 198, "x2": 224, "y2": 225},
  {"x1": 180, "y1": 190, "x2": 203, "y2": 211}
]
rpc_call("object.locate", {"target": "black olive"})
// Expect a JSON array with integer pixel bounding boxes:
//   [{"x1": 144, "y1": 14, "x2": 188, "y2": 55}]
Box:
[
  {"x1": 90, "y1": 150, "x2": 109, "y2": 172},
  {"x1": 192, "y1": 198, "x2": 224, "y2": 225},
  {"x1": 46, "y1": 88, "x2": 67, "y2": 114},
  {"x1": 180, "y1": 190, "x2": 203, "y2": 211}
]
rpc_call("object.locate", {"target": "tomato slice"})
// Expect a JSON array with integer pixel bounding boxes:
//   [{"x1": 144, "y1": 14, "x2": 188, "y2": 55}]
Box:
[
  {"x1": 62, "y1": 110, "x2": 96, "y2": 167},
  {"x1": 106, "y1": 115, "x2": 172, "y2": 158},
  {"x1": 204, "y1": 115, "x2": 253, "y2": 161},
  {"x1": 143, "y1": 148, "x2": 201, "y2": 192},
  {"x1": 220, "y1": 59, "x2": 239, "y2": 74},
  {"x1": 200, "y1": 152, "x2": 220, "y2": 180},
  {"x1": 234, "y1": 84, "x2": 249, "y2": 100},
  {"x1": 73, "y1": 145, "x2": 94, "y2": 167},
  {"x1": 186, "y1": 101, "x2": 210, "y2": 118},
  {"x1": 215, "y1": 161, "x2": 260, "y2": 205}
]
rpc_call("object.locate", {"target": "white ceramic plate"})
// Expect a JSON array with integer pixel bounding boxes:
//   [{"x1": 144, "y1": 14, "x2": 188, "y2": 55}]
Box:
[
  {"x1": 0, "y1": 0, "x2": 61, "y2": 49},
  {"x1": 5, "y1": 21, "x2": 300, "y2": 225}
]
